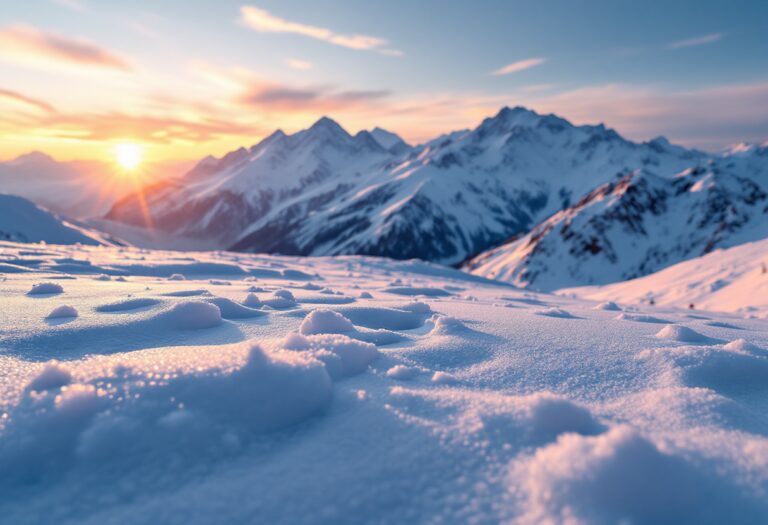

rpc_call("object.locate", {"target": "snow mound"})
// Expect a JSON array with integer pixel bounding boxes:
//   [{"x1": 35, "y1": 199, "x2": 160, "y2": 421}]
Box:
[
  {"x1": 95, "y1": 298, "x2": 160, "y2": 312},
  {"x1": 515, "y1": 425, "x2": 750, "y2": 524},
  {"x1": 162, "y1": 289, "x2": 209, "y2": 297},
  {"x1": 162, "y1": 301, "x2": 222, "y2": 330},
  {"x1": 385, "y1": 364, "x2": 420, "y2": 380},
  {"x1": 336, "y1": 306, "x2": 431, "y2": 331},
  {"x1": 399, "y1": 301, "x2": 432, "y2": 314},
  {"x1": 430, "y1": 315, "x2": 468, "y2": 335},
  {"x1": 523, "y1": 393, "x2": 604, "y2": 442},
  {"x1": 25, "y1": 362, "x2": 72, "y2": 392},
  {"x1": 723, "y1": 338, "x2": 762, "y2": 353},
  {"x1": 593, "y1": 301, "x2": 621, "y2": 311},
  {"x1": 299, "y1": 310, "x2": 355, "y2": 335},
  {"x1": 359, "y1": 291, "x2": 373, "y2": 299},
  {"x1": 168, "y1": 273, "x2": 186, "y2": 281},
  {"x1": 205, "y1": 297, "x2": 264, "y2": 319},
  {"x1": 655, "y1": 324, "x2": 714, "y2": 344},
  {"x1": 46, "y1": 305, "x2": 78, "y2": 319},
  {"x1": 536, "y1": 307, "x2": 576, "y2": 319},
  {"x1": 264, "y1": 289, "x2": 297, "y2": 309},
  {"x1": 1, "y1": 343, "x2": 332, "y2": 488},
  {"x1": 432, "y1": 371, "x2": 459, "y2": 384},
  {"x1": 668, "y1": 346, "x2": 768, "y2": 394},
  {"x1": 283, "y1": 332, "x2": 379, "y2": 379},
  {"x1": 27, "y1": 282, "x2": 63, "y2": 295},
  {"x1": 242, "y1": 293, "x2": 262, "y2": 307},
  {"x1": 616, "y1": 312, "x2": 669, "y2": 323}
]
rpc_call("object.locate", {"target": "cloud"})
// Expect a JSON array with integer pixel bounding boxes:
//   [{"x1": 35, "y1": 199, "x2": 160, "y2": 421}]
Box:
[
  {"x1": 287, "y1": 58, "x2": 313, "y2": 70},
  {"x1": 0, "y1": 25, "x2": 131, "y2": 72},
  {"x1": 0, "y1": 88, "x2": 56, "y2": 113},
  {"x1": 51, "y1": 0, "x2": 86, "y2": 11},
  {"x1": 35, "y1": 112, "x2": 259, "y2": 143},
  {"x1": 491, "y1": 58, "x2": 546, "y2": 76},
  {"x1": 240, "y1": 6, "x2": 400, "y2": 55},
  {"x1": 668, "y1": 33, "x2": 724, "y2": 49},
  {"x1": 237, "y1": 80, "x2": 390, "y2": 112},
  {"x1": 518, "y1": 81, "x2": 768, "y2": 149}
]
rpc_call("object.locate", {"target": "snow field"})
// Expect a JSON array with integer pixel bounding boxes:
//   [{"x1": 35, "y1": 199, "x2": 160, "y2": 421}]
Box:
[{"x1": 0, "y1": 241, "x2": 766, "y2": 524}]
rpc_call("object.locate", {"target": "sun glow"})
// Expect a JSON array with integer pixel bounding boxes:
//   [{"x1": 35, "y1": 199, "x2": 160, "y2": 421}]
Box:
[{"x1": 115, "y1": 142, "x2": 143, "y2": 170}]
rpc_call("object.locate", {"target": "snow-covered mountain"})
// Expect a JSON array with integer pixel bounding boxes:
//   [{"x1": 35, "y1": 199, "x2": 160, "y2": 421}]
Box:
[
  {"x1": 106, "y1": 107, "x2": 705, "y2": 263},
  {"x1": 560, "y1": 236, "x2": 768, "y2": 315},
  {"x1": 0, "y1": 194, "x2": 116, "y2": 245},
  {"x1": 0, "y1": 152, "x2": 184, "y2": 218},
  {"x1": 467, "y1": 145, "x2": 768, "y2": 290}
]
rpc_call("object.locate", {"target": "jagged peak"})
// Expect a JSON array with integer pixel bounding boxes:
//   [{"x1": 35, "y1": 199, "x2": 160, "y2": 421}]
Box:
[
  {"x1": 370, "y1": 127, "x2": 408, "y2": 150},
  {"x1": 308, "y1": 116, "x2": 349, "y2": 136}
]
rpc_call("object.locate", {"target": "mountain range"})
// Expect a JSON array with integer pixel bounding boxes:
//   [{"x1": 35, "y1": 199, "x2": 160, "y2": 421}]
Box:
[
  {"x1": 4, "y1": 106, "x2": 767, "y2": 293},
  {"x1": 466, "y1": 145, "x2": 768, "y2": 290},
  {"x1": 105, "y1": 107, "x2": 707, "y2": 266}
]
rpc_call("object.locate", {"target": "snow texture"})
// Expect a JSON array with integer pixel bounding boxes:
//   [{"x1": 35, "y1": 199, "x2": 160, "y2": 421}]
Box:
[{"x1": 0, "y1": 240, "x2": 766, "y2": 524}]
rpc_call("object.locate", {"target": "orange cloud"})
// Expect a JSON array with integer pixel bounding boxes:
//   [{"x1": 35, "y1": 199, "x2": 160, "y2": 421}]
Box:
[
  {"x1": 0, "y1": 88, "x2": 56, "y2": 113},
  {"x1": 29, "y1": 111, "x2": 260, "y2": 144},
  {"x1": 240, "y1": 6, "x2": 401, "y2": 55},
  {"x1": 287, "y1": 58, "x2": 313, "y2": 70},
  {"x1": 0, "y1": 24, "x2": 132, "y2": 72}
]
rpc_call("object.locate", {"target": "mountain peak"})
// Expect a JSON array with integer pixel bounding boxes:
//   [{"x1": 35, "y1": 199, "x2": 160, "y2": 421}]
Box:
[
  {"x1": 309, "y1": 116, "x2": 347, "y2": 135},
  {"x1": 370, "y1": 127, "x2": 408, "y2": 150},
  {"x1": 9, "y1": 151, "x2": 56, "y2": 165},
  {"x1": 495, "y1": 106, "x2": 538, "y2": 120}
]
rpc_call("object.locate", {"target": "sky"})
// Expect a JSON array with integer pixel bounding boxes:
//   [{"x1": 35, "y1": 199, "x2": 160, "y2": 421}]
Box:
[{"x1": 0, "y1": 0, "x2": 767, "y2": 163}]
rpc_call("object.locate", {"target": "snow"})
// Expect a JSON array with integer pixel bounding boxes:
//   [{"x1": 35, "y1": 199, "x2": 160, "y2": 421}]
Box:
[
  {"x1": 562, "y1": 237, "x2": 768, "y2": 316},
  {"x1": 299, "y1": 309, "x2": 355, "y2": 335},
  {"x1": 655, "y1": 324, "x2": 716, "y2": 344},
  {"x1": 0, "y1": 194, "x2": 112, "y2": 246},
  {"x1": 162, "y1": 301, "x2": 222, "y2": 330},
  {"x1": 46, "y1": 305, "x2": 78, "y2": 319},
  {"x1": 28, "y1": 282, "x2": 64, "y2": 295},
  {"x1": 107, "y1": 108, "x2": 707, "y2": 265},
  {"x1": 0, "y1": 240, "x2": 767, "y2": 524},
  {"x1": 385, "y1": 364, "x2": 420, "y2": 380}
]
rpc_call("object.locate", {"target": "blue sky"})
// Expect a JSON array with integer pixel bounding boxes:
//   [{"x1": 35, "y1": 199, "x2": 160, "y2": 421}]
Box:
[{"x1": 0, "y1": 0, "x2": 766, "y2": 160}]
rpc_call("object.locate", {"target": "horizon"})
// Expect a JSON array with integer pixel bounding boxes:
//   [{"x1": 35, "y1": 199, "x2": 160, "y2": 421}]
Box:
[
  {"x1": 1, "y1": 0, "x2": 767, "y2": 166},
  {"x1": 3, "y1": 105, "x2": 740, "y2": 165}
]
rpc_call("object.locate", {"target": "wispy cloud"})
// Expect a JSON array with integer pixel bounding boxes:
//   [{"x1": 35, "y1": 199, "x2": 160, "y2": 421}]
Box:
[
  {"x1": 239, "y1": 6, "x2": 401, "y2": 56},
  {"x1": 518, "y1": 81, "x2": 768, "y2": 149},
  {"x1": 668, "y1": 32, "x2": 724, "y2": 49},
  {"x1": 287, "y1": 58, "x2": 313, "y2": 70},
  {"x1": 0, "y1": 25, "x2": 132, "y2": 72},
  {"x1": 0, "y1": 88, "x2": 56, "y2": 113},
  {"x1": 237, "y1": 80, "x2": 389, "y2": 112},
  {"x1": 491, "y1": 58, "x2": 546, "y2": 76},
  {"x1": 37, "y1": 112, "x2": 258, "y2": 143},
  {"x1": 51, "y1": 0, "x2": 86, "y2": 11}
]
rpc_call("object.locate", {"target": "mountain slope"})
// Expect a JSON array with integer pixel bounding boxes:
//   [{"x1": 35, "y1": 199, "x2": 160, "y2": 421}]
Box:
[
  {"x1": 0, "y1": 194, "x2": 115, "y2": 245},
  {"x1": 467, "y1": 147, "x2": 768, "y2": 290},
  {"x1": 560, "y1": 236, "x2": 768, "y2": 315},
  {"x1": 107, "y1": 108, "x2": 706, "y2": 263}
]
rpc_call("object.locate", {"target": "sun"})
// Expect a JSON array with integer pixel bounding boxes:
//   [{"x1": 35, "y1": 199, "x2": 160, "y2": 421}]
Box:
[{"x1": 115, "y1": 142, "x2": 144, "y2": 171}]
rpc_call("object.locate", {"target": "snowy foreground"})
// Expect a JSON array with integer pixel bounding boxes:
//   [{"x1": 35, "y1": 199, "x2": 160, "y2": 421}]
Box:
[{"x1": 1, "y1": 242, "x2": 767, "y2": 524}]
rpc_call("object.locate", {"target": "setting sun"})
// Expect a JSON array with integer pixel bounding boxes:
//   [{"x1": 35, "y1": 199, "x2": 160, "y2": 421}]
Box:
[{"x1": 115, "y1": 142, "x2": 143, "y2": 170}]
